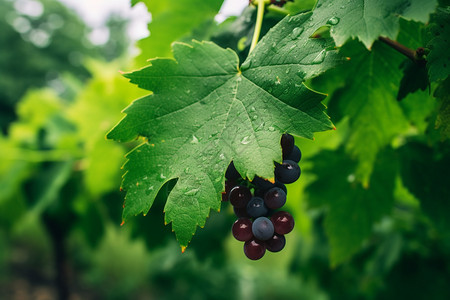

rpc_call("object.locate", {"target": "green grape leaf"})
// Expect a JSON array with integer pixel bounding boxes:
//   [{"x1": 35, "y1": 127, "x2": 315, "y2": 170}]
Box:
[
  {"x1": 397, "y1": 59, "x2": 429, "y2": 100},
  {"x1": 108, "y1": 12, "x2": 342, "y2": 248},
  {"x1": 426, "y1": 7, "x2": 450, "y2": 82},
  {"x1": 396, "y1": 19, "x2": 429, "y2": 100},
  {"x1": 312, "y1": 0, "x2": 438, "y2": 49},
  {"x1": 434, "y1": 78, "x2": 450, "y2": 140},
  {"x1": 306, "y1": 149, "x2": 397, "y2": 266},
  {"x1": 135, "y1": 0, "x2": 223, "y2": 64},
  {"x1": 399, "y1": 141, "x2": 450, "y2": 233},
  {"x1": 326, "y1": 41, "x2": 409, "y2": 183}
]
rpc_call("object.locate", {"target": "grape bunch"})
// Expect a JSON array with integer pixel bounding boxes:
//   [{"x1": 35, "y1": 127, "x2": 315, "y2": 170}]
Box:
[{"x1": 223, "y1": 134, "x2": 301, "y2": 260}]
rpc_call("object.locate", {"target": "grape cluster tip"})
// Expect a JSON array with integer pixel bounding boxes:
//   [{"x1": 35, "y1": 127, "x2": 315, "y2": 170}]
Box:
[{"x1": 223, "y1": 133, "x2": 302, "y2": 260}]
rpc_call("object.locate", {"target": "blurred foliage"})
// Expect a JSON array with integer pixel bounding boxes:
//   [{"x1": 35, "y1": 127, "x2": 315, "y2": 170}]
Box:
[{"x1": 0, "y1": 0, "x2": 449, "y2": 299}]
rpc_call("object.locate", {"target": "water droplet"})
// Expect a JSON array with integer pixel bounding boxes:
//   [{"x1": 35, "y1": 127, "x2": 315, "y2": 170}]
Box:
[
  {"x1": 191, "y1": 135, "x2": 199, "y2": 144},
  {"x1": 327, "y1": 17, "x2": 340, "y2": 25},
  {"x1": 160, "y1": 174, "x2": 166, "y2": 179},
  {"x1": 312, "y1": 50, "x2": 327, "y2": 64},
  {"x1": 252, "y1": 115, "x2": 258, "y2": 120},
  {"x1": 275, "y1": 76, "x2": 281, "y2": 85},
  {"x1": 291, "y1": 27, "x2": 304, "y2": 39},
  {"x1": 184, "y1": 167, "x2": 190, "y2": 173},
  {"x1": 143, "y1": 176, "x2": 148, "y2": 180},
  {"x1": 240, "y1": 59, "x2": 252, "y2": 70},
  {"x1": 236, "y1": 76, "x2": 242, "y2": 82},
  {"x1": 186, "y1": 89, "x2": 191, "y2": 94},
  {"x1": 240, "y1": 136, "x2": 250, "y2": 145},
  {"x1": 250, "y1": 106, "x2": 256, "y2": 112},
  {"x1": 185, "y1": 188, "x2": 199, "y2": 196},
  {"x1": 285, "y1": 68, "x2": 291, "y2": 74},
  {"x1": 268, "y1": 126, "x2": 275, "y2": 132},
  {"x1": 219, "y1": 153, "x2": 225, "y2": 160},
  {"x1": 340, "y1": 5, "x2": 345, "y2": 9},
  {"x1": 290, "y1": 44, "x2": 296, "y2": 50},
  {"x1": 255, "y1": 122, "x2": 265, "y2": 132}
]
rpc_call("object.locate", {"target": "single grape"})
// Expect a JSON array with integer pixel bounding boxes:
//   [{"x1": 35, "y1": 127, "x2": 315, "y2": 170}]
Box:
[
  {"x1": 281, "y1": 133, "x2": 294, "y2": 158},
  {"x1": 225, "y1": 161, "x2": 240, "y2": 180},
  {"x1": 252, "y1": 217, "x2": 275, "y2": 241},
  {"x1": 275, "y1": 160, "x2": 301, "y2": 184},
  {"x1": 244, "y1": 239, "x2": 266, "y2": 260},
  {"x1": 246, "y1": 197, "x2": 269, "y2": 218},
  {"x1": 265, "y1": 234, "x2": 286, "y2": 252},
  {"x1": 234, "y1": 206, "x2": 250, "y2": 218},
  {"x1": 284, "y1": 145, "x2": 301, "y2": 163},
  {"x1": 232, "y1": 218, "x2": 253, "y2": 241},
  {"x1": 271, "y1": 211, "x2": 295, "y2": 235},
  {"x1": 228, "y1": 185, "x2": 252, "y2": 208},
  {"x1": 264, "y1": 187, "x2": 286, "y2": 209}
]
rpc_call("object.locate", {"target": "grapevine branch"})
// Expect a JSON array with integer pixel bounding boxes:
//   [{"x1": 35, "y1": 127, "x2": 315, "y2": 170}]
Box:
[{"x1": 379, "y1": 36, "x2": 427, "y2": 66}]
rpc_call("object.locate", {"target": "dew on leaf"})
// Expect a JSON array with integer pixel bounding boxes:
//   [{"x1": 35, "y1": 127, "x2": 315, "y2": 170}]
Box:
[
  {"x1": 241, "y1": 136, "x2": 251, "y2": 144},
  {"x1": 160, "y1": 174, "x2": 167, "y2": 179},
  {"x1": 291, "y1": 27, "x2": 304, "y2": 39},
  {"x1": 185, "y1": 188, "x2": 199, "y2": 196},
  {"x1": 191, "y1": 135, "x2": 199, "y2": 144},
  {"x1": 268, "y1": 126, "x2": 275, "y2": 132},
  {"x1": 285, "y1": 68, "x2": 291, "y2": 74},
  {"x1": 251, "y1": 106, "x2": 256, "y2": 112},
  {"x1": 240, "y1": 59, "x2": 252, "y2": 70},
  {"x1": 253, "y1": 115, "x2": 258, "y2": 120},
  {"x1": 327, "y1": 17, "x2": 340, "y2": 25},
  {"x1": 275, "y1": 76, "x2": 281, "y2": 85},
  {"x1": 255, "y1": 122, "x2": 265, "y2": 131},
  {"x1": 219, "y1": 153, "x2": 225, "y2": 160},
  {"x1": 145, "y1": 186, "x2": 154, "y2": 195},
  {"x1": 312, "y1": 50, "x2": 327, "y2": 64}
]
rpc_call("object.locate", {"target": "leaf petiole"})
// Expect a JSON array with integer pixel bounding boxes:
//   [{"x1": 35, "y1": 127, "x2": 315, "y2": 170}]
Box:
[{"x1": 249, "y1": 0, "x2": 270, "y2": 53}]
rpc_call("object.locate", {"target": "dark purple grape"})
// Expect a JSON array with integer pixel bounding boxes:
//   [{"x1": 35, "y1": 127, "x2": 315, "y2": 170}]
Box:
[
  {"x1": 252, "y1": 217, "x2": 274, "y2": 241},
  {"x1": 225, "y1": 161, "x2": 240, "y2": 180},
  {"x1": 284, "y1": 145, "x2": 301, "y2": 163},
  {"x1": 228, "y1": 186, "x2": 252, "y2": 208},
  {"x1": 271, "y1": 211, "x2": 295, "y2": 235},
  {"x1": 275, "y1": 160, "x2": 301, "y2": 184},
  {"x1": 246, "y1": 197, "x2": 268, "y2": 218},
  {"x1": 244, "y1": 239, "x2": 266, "y2": 260},
  {"x1": 281, "y1": 134, "x2": 294, "y2": 158},
  {"x1": 264, "y1": 187, "x2": 286, "y2": 209},
  {"x1": 275, "y1": 181, "x2": 287, "y2": 194},
  {"x1": 265, "y1": 234, "x2": 286, "y2": 252},
  {"x1": 232, "y1": 218, "x2": 253, "y2": 241},
  {"x1": 234, "y1": 206, "x2": 250, "y2": 218}
]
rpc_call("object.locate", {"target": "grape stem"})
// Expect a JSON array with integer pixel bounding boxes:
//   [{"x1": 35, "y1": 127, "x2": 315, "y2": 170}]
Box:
[
  {"x1": 249, "y1": 0, "x2": 269, "y2": 53},
  {"x1": 379, "y1": 36, "x2": 427, "y2": 65}
]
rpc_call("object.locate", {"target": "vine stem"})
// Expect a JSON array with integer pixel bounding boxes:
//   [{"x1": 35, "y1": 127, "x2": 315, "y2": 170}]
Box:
[
  {"x1": 379, "y1": 36, "x2": 427, "y2": 65},
  {"x1": 249, "y1": 0, "x2": 269, "y2": 53}
]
